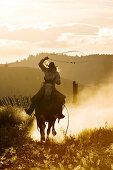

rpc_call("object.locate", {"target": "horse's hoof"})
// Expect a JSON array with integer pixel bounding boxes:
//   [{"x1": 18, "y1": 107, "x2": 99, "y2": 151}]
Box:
[
  {"x1": 41, "y1": 140, "x2": 46, "y2": 144},
  {"x1": 52, "y1": 130, "x2": 57, "y2": 136},
  {"x1": 41, "y1": 136, "x2": 45, "y2": 142},
  {"x1": 46, "y1": 137, "x2": 50, "y2": 142}
]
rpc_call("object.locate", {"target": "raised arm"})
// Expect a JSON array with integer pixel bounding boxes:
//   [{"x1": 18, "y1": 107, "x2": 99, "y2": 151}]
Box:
[{"x1": 38, "y1": 57, "x2": 49, "y2": 72}]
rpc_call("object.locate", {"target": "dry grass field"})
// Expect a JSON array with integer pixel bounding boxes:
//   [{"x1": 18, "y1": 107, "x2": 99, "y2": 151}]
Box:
[{"x1": 0, "y1": 107, "x2": 113, "y2": 170}]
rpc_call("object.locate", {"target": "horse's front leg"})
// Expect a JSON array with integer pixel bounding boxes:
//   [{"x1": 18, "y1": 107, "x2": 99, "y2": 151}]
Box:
[
  {"x1": 40, "y1": 122, "x2": 46, "y2": 142},
  {"x1": 36, "y1": 117, "x2": 46, "y2": 142},
  {"x1": 47, "y1": 122, "x2": 51, "y2": 139}
]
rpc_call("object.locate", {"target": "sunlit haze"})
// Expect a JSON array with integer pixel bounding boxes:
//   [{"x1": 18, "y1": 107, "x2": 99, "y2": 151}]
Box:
[
  {"x1": 29, "y1": 73, "x2": 113, "y2": 141},
  {"x1": 0, "y1": 0, "x2": 113, "y2": 63}
]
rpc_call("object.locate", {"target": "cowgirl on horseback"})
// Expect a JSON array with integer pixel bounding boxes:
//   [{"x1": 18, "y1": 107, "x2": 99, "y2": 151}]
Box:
[{"x1": 25, "y1": 56, "x2": 65, "y2": 119}]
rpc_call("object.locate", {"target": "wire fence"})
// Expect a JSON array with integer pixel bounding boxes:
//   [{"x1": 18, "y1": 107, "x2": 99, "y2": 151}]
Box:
[{"x1": 0, "y1": 96, "x2": 31, "y2": 108}]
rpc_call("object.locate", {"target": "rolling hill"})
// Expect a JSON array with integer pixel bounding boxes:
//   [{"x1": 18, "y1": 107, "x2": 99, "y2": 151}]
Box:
[
  {"x1": 0, "y1": 53, "x2": 112, "y2": 100},
  {"x1": 0, "y1": 67, "x2": 73, "y2": 100},
  {"x1": 8, "y1": 53, "x2": 113, "y2": 84}
]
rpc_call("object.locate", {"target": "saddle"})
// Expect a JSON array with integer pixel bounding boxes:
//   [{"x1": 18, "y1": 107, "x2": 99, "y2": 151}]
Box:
[{"x1": 35, "y1": 89, "x2": 66, "y2": 120}]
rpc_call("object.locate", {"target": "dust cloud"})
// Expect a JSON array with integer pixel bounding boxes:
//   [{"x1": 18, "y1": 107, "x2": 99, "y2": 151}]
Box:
[{"x1": 29, "y1": 72, "x2": 113, "y2": 141}]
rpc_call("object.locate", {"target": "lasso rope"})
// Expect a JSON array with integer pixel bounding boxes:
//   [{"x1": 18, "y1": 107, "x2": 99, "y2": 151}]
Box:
[
  {"x1": 49, "y1": 58, "x2": 87, "y2": 64},
  {"x1": 64, "y1": 105, "x2": 70, "y2": 136},
  {"x1": 57, "y1": 50, "x2": 85, "y2": 55},
  {"x1": 47, "y1": 50, "x2": 87, "y2": 64}
]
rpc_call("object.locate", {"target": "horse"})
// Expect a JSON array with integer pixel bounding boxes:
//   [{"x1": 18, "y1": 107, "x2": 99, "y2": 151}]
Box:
[
  {"x1": 34, "y1": 96, "x2": 64, "y2": 141},
  {"x1": 34, "y1": 87, "x2": 65, "y2": 141},
  {"x1": 29, "y1": 83, "x2": 65, "y2": 142}
]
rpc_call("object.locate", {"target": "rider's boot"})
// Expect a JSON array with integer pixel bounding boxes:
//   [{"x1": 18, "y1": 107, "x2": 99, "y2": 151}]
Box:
[
  {"x1": 25, "y1": 108, "x2": 32, "y2": 116},
  {"x1": 57, "y1": 106, "x2": 65, "y2": 119},
  {"x1": 25, "y1": 102, "x2": 35, "y2": 116},
  {"x1": 58, "y1": 113, "x2": 65, "y2": 119}
]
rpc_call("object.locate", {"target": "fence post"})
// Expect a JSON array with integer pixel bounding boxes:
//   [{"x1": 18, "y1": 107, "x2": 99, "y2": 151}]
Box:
[{"x1": 73, "y1": 81, "x2": 78, "y2": 104}]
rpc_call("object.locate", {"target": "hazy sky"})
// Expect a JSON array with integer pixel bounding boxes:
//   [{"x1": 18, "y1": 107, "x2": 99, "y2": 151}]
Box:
[{"x1": 0, "y1": 0, "x2": 113, "y2": 63}]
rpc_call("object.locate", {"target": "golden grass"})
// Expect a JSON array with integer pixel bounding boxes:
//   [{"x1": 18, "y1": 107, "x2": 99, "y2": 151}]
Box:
[{"x1": 0, "y1": 107, "x2": 113, "y2": 170}]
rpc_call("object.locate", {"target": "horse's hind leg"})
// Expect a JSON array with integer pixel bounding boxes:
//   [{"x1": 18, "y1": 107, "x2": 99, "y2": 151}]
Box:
[
  {"x1": 47, "y1": 121, "x2": 57, "y2": 137},
  {"x1": 52, "y1": 121, "x2": 57, "y2": 136}
]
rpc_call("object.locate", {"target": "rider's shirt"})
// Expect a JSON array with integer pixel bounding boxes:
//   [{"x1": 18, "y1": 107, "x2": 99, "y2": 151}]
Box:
[{"x1": 39, "y1": 59, "x2": 61, "y2": 85}]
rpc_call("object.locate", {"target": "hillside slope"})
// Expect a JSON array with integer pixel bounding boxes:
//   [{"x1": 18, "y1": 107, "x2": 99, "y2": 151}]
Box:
[
  {"x1": 0, "y1": 67, "x2": 72, "y2": 100},
  {"x1": 8, "y1": 53, "x2": 113, "y2": 84}
]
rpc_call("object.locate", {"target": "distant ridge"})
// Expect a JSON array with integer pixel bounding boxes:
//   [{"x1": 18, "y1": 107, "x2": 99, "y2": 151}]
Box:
[
  {"x1": 7, "y1": 53, "x2": 113, "y2": 84},
  {"x1": 0, "y1": 67, "x2": 72, "y2": 100}
]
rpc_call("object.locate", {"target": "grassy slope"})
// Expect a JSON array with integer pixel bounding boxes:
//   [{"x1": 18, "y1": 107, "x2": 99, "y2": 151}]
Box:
[
  {"x1": 0, "y1": 107, "x2": 113, "y2": 170},
  {"x1": 0, "y1": 67, "x2": 72, "y2": 100},
  {"x1": 9, "y1": 54, "x2": 113, "y2": 84},
  {"x1": 1, "y1": 127, "x2": 113, "y2": 170}
]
